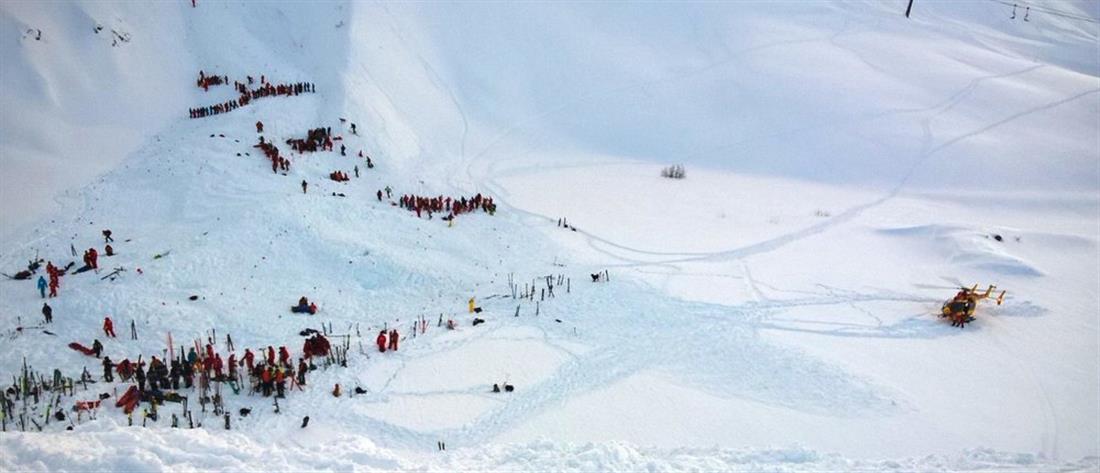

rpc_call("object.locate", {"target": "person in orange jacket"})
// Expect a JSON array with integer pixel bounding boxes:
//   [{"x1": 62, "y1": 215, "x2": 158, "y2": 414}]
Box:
[
  {"x1": 103, "y1": 316, "x2": 116, "y2": 337},
  {"x1": 243, "y1": 348, "x2": 255, "y2": 371},
  {"x1": 261, "y1": 367, "x2": 273, "y2": 397},
  {"x1": 376, "y1": 330, "x2": 387, "y2": 353},
  {"x1": 388, "y1": 329, "x2": 399, "y2": 351},
  {"x1": 297, "y1": 358, "x2": 308, "y2": 386},
  {"x1": 227, "y1": 353, "x2": 237, "y2": 379},
  {"x1": 275, "y1": 367, "x2": 286, "y2": 398},
  {"x1": 266, "y1": 346, "x2": 276, "y2": 365},
  {"x1": 278, "y1": 346, "x2": 291, "y2": 366},
  {"x1": 212, "y1": 353, "x2": 224, "y2": 379}
]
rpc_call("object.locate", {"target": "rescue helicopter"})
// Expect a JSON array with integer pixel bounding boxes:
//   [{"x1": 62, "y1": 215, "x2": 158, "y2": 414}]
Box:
[{"x1": 940, "y1": 284, "x2": 1006, "y2": 328}]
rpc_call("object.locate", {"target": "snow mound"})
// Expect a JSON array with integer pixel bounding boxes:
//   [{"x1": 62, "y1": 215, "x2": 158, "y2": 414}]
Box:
[{"x1": 878, "y1": 224, "x2": 1044, "y2": 277}]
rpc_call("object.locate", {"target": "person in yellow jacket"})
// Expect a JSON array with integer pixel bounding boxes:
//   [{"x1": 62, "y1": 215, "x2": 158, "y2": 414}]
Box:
[{"x1": 468, "y1": 297, "x2": 476, "y2": 313}]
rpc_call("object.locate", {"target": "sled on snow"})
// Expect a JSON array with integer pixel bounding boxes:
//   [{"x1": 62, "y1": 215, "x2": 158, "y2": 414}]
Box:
[
  {"x1": 68, "y1": 342, "x2": 97, "y2": 356},
  {"x1": 116, "y1": 385, "x2": 140, "y2": 414},
  {"x1": 72, "y1": 400, "x2": 101, "y2": 411}
]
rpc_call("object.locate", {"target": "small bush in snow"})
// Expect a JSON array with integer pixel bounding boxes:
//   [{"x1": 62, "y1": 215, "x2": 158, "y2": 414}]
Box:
[{"x1": 661, "y1": 164, "x2": 686, "y2": 179}]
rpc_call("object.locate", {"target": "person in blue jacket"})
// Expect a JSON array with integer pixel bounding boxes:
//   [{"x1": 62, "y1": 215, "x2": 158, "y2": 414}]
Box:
[{"x1": 37, "y1": 275, "x2": 47, "y2": 298}]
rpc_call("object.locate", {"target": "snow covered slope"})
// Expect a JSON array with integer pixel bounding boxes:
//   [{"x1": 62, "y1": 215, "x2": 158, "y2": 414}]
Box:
[{"x1": 0, "y1": 0, "x2": 1097, "y2": 470}]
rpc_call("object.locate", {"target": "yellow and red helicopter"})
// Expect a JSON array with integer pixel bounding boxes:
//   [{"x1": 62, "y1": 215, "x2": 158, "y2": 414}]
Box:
[{"x1": 940, "y1": 284, "x2": 1006, "y2": 328}]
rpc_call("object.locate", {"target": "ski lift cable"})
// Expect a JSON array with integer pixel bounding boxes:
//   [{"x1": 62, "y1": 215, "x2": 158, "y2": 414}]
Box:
[{"x1": 983, "y1": 0, "x2": 1100, "y2": 23}]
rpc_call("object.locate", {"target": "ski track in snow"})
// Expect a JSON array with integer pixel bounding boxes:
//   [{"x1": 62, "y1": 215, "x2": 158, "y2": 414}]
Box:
[
  {"x1": 448, "y1": 23, "x2": 1097, "y2": 458},
  {"x1": 479, "y1": 83, "x2": 1096, "y2": 280}
]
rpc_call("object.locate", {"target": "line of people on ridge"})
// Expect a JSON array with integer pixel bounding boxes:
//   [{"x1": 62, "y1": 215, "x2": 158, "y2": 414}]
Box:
[
  {"x1": 189, "y1": 79, "x2": 315, "y2": 119},
  {"x1": 196, "y1": 71, "x2": 227, "y2": 90},
  {"x1": 398, "y1": 193, "x2": 497, "y2": 220}
]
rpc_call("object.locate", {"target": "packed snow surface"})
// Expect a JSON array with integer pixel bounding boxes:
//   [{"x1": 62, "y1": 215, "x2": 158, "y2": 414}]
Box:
[{"x1": 0, "y1": 0, "x2": 1097, "y2": 471}]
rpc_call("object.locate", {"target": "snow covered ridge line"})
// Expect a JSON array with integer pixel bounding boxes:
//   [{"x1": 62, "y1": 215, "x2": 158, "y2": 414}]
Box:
[{"x1": 1, "y1": 430, "x2": 1096, "y2": 473}]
